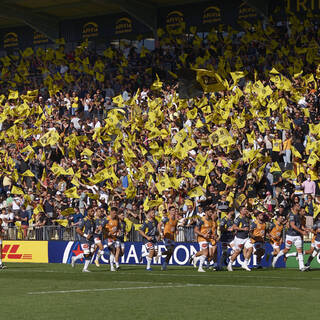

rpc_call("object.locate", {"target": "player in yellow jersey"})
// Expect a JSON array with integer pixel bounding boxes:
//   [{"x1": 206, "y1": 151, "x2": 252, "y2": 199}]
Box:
[
  {"x1": 158, "y1": 206, "x2": 178, "y2": 271},
  {"x1": 105, "y1": 207, "x2": 120, "y2": 272},
  {"x1": 268, "y1": 215, "x2": 285, "y2": 266},
  {"x1": 245, "y1": 212, "x2": 266, "y2": 269},
  {"x1": 189, "y1": 207, "x2": 213, "y2": 272}
]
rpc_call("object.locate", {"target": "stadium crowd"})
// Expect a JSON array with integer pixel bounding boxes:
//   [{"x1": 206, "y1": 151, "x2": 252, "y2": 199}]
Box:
[{"x1": 0, "y1": 11, "x2": 320, "y2": 270}]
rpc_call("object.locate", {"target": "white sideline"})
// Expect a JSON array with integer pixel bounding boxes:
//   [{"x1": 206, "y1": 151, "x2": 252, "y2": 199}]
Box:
[{"x1": 27, "y1": 283, "x2": 299, "y2": 295}]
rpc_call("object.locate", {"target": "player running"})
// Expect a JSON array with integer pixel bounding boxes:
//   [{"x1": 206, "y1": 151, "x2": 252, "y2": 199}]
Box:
[
  {"x1": 72, "y1": 208, "x2": 96, "y2": 272},
  {"x1": 114, "y1": 211, "x2": 127, "y2": 270},
  {"x1": 189, "y1": 207, "x2": 214, "y2": 272},
  {"x1": 157, "y1": 206, "x2": 178, "y2": 271},
  {"x1": 246, "y1": 212, "x2": 266, "y2": 269},
  {"x1": 93, "y1": 208, "x2": 108, "y2": 267},
  {"x1": 139, "y1": 209, "x2": 159, "y2": 271},
  {"x1": 0, "y1": 218, "x2": 7, "y2": 269},
  {"x1": 207, "y1": 209, "x2": 219, "y2": 270},
  {"x1": 272, "y1": 203, "x2": 308, "y2": 271},
  {"x1": 227, "y1": 206, "x2": 252, "y2": 272},
  {"x1": 105, "y1": 207, "x2": 120, "y2": 272},
  {"x1": 305, "y1": 215, "x2": 320, "y2": 269},
  {"x1": 268, "y1": 215, "x2": 285, "y2": 266},
  {"x1": 219, "y1": 210, "x2": 234, "y2": 268}
]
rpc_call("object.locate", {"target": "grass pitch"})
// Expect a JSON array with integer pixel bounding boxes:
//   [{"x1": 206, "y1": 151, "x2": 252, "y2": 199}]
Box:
[{"x1": 1, "y1": 263, "x2": 319, "y2": 320}]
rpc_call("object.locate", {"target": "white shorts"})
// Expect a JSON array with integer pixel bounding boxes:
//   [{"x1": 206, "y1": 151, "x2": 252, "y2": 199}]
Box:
[
  {"x1": 233, "y1": 237, "x2": 249, "y2": 251},
  {"x1": 144, "y1": 242, "x2": 158, "y2": 252},
  {"x1": 115, "y1": 240, "x2": 125, "y2": 250},
  {"x1": 198, "y1": 241, "x2": 210, "y2": 250},
  {"x1": 285, "y1": 235, "x2": 303, "y2": 249},
  {"x1": 94, "y1": 237, "x2": 102, "y2": 244},
  {"x1": 272, "y1": 242, "x2": 280, "y2": 250},
  {"x1": 107, "y1": 239, "x2": 116, "y2": 248},
  {"x1": 81, "y1": 243, "x2": 95, "y2": 255}
]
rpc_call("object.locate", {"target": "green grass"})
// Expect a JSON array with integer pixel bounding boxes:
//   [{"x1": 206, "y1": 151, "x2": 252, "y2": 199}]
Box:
[{"x1": 1, "y1": 263, "x2": 320, "y2": 320}]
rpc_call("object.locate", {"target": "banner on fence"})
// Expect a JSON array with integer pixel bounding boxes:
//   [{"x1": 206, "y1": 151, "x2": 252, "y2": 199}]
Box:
[
  {"x1": 2, "y1": 241, "x2": 48, "y2": 263},
  {"x1": 48, "y1": 241, "x2": 285, "y2": 268}
]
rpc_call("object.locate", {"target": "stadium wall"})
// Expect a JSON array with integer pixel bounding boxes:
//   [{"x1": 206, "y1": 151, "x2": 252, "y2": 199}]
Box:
[
  {"x1": 2, "y1": 240, "x2": 293, "y2": 268},
  {"x1": 1, "y1": 0, "x2": 317, "y2": 50}
]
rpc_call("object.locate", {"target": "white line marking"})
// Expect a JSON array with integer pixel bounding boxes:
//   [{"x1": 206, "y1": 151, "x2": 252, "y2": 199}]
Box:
[
  {"x1": 27, "y1": 284, "x2": 203, "y2": 295},
  {"x1": 27, "y1": 283, "x2": 300, "y2": 295}
]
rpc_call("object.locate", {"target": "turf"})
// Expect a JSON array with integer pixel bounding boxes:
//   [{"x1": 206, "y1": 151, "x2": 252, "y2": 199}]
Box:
[{"x1": 1, "y1": 263, "x2": 319, "y2": 320}]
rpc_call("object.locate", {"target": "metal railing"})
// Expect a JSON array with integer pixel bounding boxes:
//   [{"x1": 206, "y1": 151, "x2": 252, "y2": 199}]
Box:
[{"x1": 1, "y1": 225, "x2": 197, "y2": 242}]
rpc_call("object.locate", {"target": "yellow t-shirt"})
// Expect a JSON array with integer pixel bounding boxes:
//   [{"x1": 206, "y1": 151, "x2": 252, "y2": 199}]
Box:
[
  {"x1": 272, "y1": 139, "x2": 282, "y2": 152},
  {"x1": 283, "y1": 138, "x2": 292, "y2": 151}
]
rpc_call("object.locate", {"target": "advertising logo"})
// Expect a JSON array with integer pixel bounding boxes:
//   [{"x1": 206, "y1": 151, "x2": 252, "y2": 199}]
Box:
[
  {"x1": 203, "y1": 6, "x2": 221, "y2": 24},
  {"x1": 166, "y1": 11, "x2": 185, "y2": 34},
  {"x1": 115, "y1": 17, "x2": 132, "y2": 35},
  {"x1": 238, "y1": 1, "x2": 257, "y2": 20},
  {"x1": 4, "y1": 32, "x2": 18, "y2": 48},
  {"x1": 82, "y1": 22, "x2": 99, "y2": 38},
  {"x1": 33, "y1": 31, "x2": 49, "y2": 45},
  {"x1": 2, "y1": 241, "x2": 48, "y2": 263}
]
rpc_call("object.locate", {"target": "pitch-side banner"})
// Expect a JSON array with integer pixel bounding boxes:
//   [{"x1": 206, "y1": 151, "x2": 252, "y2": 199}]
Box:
[
  {"x1": 48, "y1": 241, "x2": 285, "y2": 268},
  {"x1": 2, "y1": 241, "x2": 48, "y2": 263}
]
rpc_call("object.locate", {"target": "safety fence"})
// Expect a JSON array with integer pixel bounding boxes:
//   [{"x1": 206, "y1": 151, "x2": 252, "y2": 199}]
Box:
[{"x1": 1, "y1": 225, "x2": 196, "y2": 242}]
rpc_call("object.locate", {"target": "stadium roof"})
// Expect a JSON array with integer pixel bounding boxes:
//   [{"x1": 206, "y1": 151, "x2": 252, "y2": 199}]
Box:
[{"x1": 0, "y1": 0, "x2": 269, "y2": 40}]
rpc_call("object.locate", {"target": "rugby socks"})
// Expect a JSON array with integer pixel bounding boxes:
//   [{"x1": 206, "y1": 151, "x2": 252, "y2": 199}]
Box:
[
  {"x1": 298, "y1": 253, "x2": 304, "y2": 270},
  {"x1": 306, "y1": 250, "x2": 318, "y2": 266},
  {"x1": 115, "y1": 261, "x2": 119, "y2": 268},
  {"x1": 110, "y1": 253, "x2": 115, "y2": 267},
  {"x1": 74, "y1": 253, "x2": 84, "y2": 262},
  {"x1": 146, "y1": 256, "x2": 152, "y2": 269},
  {"x1": 199, "y1": 255, "x2": 206, "y2": 269},
  {"x1": 83, "y1": 259, "x2": 90, "y2": 271},
  {"x1": 96, "y1": 250, "x2": 104, "y2": 260}
]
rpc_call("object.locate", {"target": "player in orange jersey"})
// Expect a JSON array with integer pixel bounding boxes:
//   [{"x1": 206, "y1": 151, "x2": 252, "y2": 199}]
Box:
[
  {"x1": 189, "y1": 207, "x2": 214, "y2": 272},
  {"x1": 245, "y1": 212, "x2": 267, "y2": 269},
  {"x1": 207, "y1": 209, "x2": 219, "y2": 270},
  {"x1": 105, "y1": 207, "x2": 120, "y2": 272},
  {"x1": 158, "y1": 206, "x2": 178, "y2": 270},
  {"x1": 268, "y1": 215, "x2": 285, "y2": 266}
]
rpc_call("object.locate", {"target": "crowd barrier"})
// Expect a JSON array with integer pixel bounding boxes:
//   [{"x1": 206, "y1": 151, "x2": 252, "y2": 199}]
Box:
[{"x1": 1, "y1": 226, "x2": 196, "y2": 242}]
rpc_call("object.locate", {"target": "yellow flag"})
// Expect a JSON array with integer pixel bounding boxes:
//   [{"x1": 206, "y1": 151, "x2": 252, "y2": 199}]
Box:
[
  {"x1": 222, "y1": 173, "x2": 236, "y2": 186},
  {"x1": 151, "y1": 74, "x2": 163, "y2": 91},
  {"x1": 188, "y1": 186, "x2": 204, "y2": 198},
  {"x1": 55, "y1": 219, "x2": 68, "y2": 227},
  {"x1": 282, "y1": 170, "x2": 297, "y2": 180},
  {"x1": 291, "y1": 146, "x2": 302, "y2": 159},
  {"x1": 64, "y1": 187, "x2": 80, "y2": 199},
  {"x1": 61, "y1": 208, "x2": 76, "y2": 216},
  {"x1": 203, "y1": 175, "x2": 211, "y2": 189},
  {"x1": 11, "y1": 186, "x2": 24, "y2": 195},
  {"x1": 270, "y1": 162, "x2": 281, "y2": 173},
  {"x1": 21, "y1": 170, "x2": 35, "y2": 177}
]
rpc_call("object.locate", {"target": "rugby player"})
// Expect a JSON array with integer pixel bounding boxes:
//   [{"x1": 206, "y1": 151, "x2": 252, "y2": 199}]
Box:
[
  {"x1": 72, "y1": 208, "x2": 96, "y2": 272},
  {"x1": 105, "y1": 207, "x2": 120, "y2": 272},
  {"x1": 0, "y1": 218, "x2": 7, "y2": 269},
  {"x1": 93, "y1": 208, "x2": 108, "y2": 267},
  {"x1": 207, "y1": 209, "x2": 219, "y2": 270},
  {"x1": 272, "y1": 203, "x2": 308, "y2": 271},
  {"x1": 305, "y1": 215, "x2": 320, "y2": 269},
  {"x1": 114, "y1": 211, "x2": 127, "y2": 270},
  {"x1": 139, "y1": 209, "x2": 159, "y2": 271},
  {"x1": 219, "y1": 210, "x2": 234, "y2": 268},
  {"x1": 227, "y1": 206, "x2": 251, "y2": 272},
  {"x1": 157, "y1": 206, "x2": 178, "y2": 271},
  {"x1": 268, "y1": 215, "x2": 285, "y2": 265},
  {"x1": 190, "y1": 207, "x2": 214, "y2": 272},
  {"x1": 246, "y1": 212, "x2": 266, "y2": 269}
]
